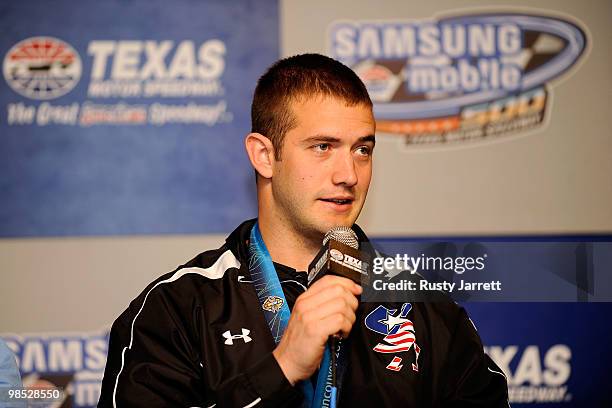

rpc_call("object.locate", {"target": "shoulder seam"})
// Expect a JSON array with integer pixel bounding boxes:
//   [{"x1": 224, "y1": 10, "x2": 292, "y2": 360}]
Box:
[{"x1": 112, "y1": 249, "x2": 240, "y2": 407}]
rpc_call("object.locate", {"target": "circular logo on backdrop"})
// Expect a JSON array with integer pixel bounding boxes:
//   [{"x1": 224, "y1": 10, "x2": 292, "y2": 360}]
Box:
[{"x1": 3, "y1": 37, "x2": 82, "y2": 100}]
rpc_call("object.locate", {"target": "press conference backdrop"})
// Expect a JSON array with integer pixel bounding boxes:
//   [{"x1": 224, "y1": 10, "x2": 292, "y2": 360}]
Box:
[{"x1": 1, "y1": 0, "x2": 611, "y2": 406}]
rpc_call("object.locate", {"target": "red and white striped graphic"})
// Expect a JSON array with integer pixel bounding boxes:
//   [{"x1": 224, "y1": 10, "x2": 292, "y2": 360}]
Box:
[
  {"x1": 373, "y1": 321, "x2": 416, "y2": 353},
  {"x1": 386, "y1": 356, "x2": 403, "y2": 371},
  {"x1": 412, "y1": 343, "x2": 421, "y2": 372}
]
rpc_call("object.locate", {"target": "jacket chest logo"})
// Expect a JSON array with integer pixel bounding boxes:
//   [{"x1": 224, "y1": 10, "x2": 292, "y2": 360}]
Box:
[
  {"x1": 222, "y1": 328, "x2": 252, "y2": 345},
  {"x1": 364, "y1": 303, "x2": 421, "y2": 372}
]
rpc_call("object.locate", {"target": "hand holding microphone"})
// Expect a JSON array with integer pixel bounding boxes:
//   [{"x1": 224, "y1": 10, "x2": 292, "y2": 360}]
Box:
[
  {"x1": 272, "y1": 227, "x2": 370, "y2": 386},
  {"x1": 272, "y1": 274, "x2": 361, "y2": 385}
]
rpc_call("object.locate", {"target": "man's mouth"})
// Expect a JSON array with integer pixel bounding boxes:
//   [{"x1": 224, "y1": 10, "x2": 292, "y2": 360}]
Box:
[{"x1": 319, "y1": 198, "x2": 353, "y2": 205}]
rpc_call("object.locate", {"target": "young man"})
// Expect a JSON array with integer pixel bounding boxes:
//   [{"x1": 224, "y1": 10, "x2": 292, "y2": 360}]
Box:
[{"x1": 98, "y1": 54, "x2": 509, "y2": 407}]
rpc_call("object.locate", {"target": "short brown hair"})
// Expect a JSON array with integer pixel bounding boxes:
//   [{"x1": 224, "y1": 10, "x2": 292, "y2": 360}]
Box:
[{"x1": 251, "y1": 53, "x2": 372, "y2": 160}]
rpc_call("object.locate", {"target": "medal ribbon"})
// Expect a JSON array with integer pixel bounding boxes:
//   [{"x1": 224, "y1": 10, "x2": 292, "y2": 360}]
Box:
[{"x1": 248, "y1": 222, "x2": 347, "y2": 408}]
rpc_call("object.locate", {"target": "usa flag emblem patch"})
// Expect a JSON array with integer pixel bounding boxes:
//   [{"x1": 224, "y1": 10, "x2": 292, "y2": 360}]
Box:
[{"x1": 365, "y1": 303, "x2": 421, "y2": 372}]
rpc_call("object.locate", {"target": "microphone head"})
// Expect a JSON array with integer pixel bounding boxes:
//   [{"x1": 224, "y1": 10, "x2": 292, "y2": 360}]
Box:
[{"x1": 323, "y1": 226, "x2": 359, "y2": 249}]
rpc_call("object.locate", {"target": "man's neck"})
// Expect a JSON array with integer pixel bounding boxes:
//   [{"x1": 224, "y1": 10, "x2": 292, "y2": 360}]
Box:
[{"x1": 257, "y1": 214, "x2": 321, "y2": 272}]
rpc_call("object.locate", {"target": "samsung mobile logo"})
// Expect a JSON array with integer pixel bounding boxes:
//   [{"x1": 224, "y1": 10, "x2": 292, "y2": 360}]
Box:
[
  {"x1": 328, "y1": 12, "x2": 587, "y2": 145},
  {"x1": 3, "y1": 331, "x2": 109, "y2": 407}
]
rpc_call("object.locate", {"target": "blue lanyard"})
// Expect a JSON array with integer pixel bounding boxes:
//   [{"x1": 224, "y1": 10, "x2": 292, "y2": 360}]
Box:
[{"x1": 248, "y1": 222, "x2": 346, "y2": 408}]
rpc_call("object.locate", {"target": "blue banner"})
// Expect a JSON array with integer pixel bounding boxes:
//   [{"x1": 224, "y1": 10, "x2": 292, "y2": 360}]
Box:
[
  {"x1": 467, "y1": 303, "x2": 612, "y2": 407},
  {"x1": 0, "y1": 0, "x2": 278, "y2": 237},
  {"x1": 370, "y1": 238, "x2": 612, "y2": 406}
]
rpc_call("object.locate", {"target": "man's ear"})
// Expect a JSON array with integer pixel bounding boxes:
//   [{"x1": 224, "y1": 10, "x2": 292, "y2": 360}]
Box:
[{"x1": 245, "y1": 133, "x2": 275, "y2": 179}]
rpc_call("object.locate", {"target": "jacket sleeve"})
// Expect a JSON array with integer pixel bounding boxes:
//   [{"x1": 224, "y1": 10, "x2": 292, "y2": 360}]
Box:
[
  {"x1": 214, "y1": 351, "x2": 301, "y2": 407},
  {"x1": 98, "y1": 282, "x2": 301, "y2": 408},
  {"x1": 440, "y1": 308, "x2": 510, "y2": 407}
]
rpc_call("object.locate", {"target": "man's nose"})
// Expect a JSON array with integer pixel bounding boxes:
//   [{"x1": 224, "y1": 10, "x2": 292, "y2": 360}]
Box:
[{"x1": 332, "y1": 152, "x2": 358, "y2": 187}]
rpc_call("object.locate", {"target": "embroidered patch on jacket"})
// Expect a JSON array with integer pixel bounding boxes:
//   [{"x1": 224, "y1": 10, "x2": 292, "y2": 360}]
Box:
[
  {"x1": 364, "y1": 303, "x2": 421, "y2": 372},
  {"x1": 262, "y1": 295, "x2": 284, "y2": 313}
]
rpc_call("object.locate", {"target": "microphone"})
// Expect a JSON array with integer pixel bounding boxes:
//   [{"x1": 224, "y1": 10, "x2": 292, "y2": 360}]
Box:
[
  {"x1": 307, "y1": 227, "x2": 371, "y2": 408},
  {"x1": 307, "y1": 226, "x2": 371, "y2": 287}
]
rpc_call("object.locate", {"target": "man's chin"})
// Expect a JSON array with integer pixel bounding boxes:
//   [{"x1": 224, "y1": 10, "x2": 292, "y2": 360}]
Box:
[
  {"x1": 298, "y1": 208, "x2": 360, "y2": 239},
  {"x1": 316, "y1": 216, "x2": 356, "y2": 234}
]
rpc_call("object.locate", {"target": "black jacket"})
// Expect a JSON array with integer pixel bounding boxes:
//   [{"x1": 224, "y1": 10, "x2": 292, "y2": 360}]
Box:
[{"x1": 98, "y1": 219, "x2": 509, "y2": 407}]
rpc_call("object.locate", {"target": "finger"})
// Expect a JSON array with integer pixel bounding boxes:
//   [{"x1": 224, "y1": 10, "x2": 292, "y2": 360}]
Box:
[
  {"x1": 296, "y1": 284, "x2": 359, "y2": 313},
  {"x1": 302, "y1": 282, "x2": 358, "y2": 307},
  {"x1": 318, "y1": 313, "x2": 355, "y2": 339},
  {"x1": 304, "y1": 275, "x2": 362, "y2": 297},
  {"x1": 300, "y1": 297, "x2": 357, "y2": 328}
]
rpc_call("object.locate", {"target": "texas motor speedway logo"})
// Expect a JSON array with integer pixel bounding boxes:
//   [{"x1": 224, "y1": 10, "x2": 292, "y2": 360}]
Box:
[
  {"x1": 487, "y1": 344, "x2": 573, "y2": 403},
  {"x1": 328, "y1": 12, "x2": 588, "y2": 146},
  {"x1": 3, "y1": 37, "x2": 82, "y2": 100},
  {"x1": 3, "y1": 37, "x2": 231, "y2": 127}
]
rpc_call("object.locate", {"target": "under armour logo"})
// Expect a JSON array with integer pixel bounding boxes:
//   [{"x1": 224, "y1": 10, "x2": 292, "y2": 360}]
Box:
[{"x1": 222, "y1": 328, "x2": 252, "y2": 345}]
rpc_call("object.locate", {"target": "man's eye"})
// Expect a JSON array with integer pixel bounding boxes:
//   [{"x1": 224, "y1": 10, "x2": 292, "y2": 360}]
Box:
[
  {"x1": 356, "y1": 146, "x2": 371, "y2": 156},
  {"x1": 313, "y1": 143, "x2": 330, "y2": 152}
]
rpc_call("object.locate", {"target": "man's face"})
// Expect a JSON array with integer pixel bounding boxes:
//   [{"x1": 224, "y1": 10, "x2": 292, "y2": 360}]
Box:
[{"x1": 270, "y1": 95, "x2": 375, "y2": 240}]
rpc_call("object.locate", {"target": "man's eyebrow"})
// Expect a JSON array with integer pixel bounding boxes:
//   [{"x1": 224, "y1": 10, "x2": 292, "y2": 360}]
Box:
[
  {"x1": 302, "y1": 136, "x2": 341, "y2": 144},
  {"x1": 301, "y1": 135, "x2": 376, "y2": 144},
  {"x1": 358, "y1": 135, "x2": 376, "y2": 145}
]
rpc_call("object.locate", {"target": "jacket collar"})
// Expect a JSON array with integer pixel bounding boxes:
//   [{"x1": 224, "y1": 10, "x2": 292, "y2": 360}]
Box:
[
  {"x1": 225, "y1": 218, "x2": 374, "y2": 262},
  {"x1": 225, "y1": 218, "x2": 373, "y2": 263},
  {"x1": 225, "y1": 218, "x2": 257, "y2": 263}
]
